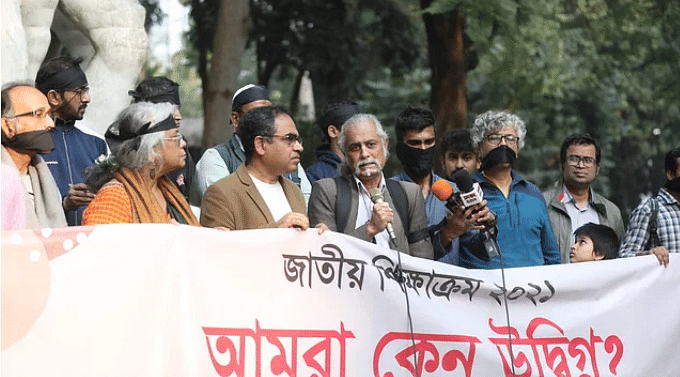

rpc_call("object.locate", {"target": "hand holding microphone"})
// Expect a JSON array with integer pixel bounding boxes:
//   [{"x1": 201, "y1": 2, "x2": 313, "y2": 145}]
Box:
[
  {"x1": 369, "y1": 189, "x2": 396, "y2": 241},
  {"x1": 431, "y1": 170, "x2": 500, "y2": 259}
]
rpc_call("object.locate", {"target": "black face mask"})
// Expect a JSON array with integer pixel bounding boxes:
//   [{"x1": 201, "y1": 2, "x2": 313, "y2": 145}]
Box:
[
  {"x1": 665, "y1": 176, "x2": 680, "y2": 194},
  {"x1": 1, "y1": 129, "x2": 55, "y2": 154},
  {"x1": 480, "y1": 145, "x2": 517, "y2": 171},
  {"x1": 396, "y1": 143, "x2": 435, "y2": 180}
]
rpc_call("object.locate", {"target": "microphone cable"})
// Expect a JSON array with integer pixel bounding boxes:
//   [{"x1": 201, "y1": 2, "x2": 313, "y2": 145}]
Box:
[
  {"x1": 388, "y1": 237, "x2": 421, "y2": 377},
  {"x1": 489, "y1": 234, "x2": 517, "y2": 377}
]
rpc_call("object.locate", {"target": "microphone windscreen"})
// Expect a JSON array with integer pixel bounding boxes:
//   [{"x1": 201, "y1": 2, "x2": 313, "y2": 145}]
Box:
[
  {"x1": 431, "y1": 179, "x2": 454, "y2": 202},
  {"x1": 453, "y1": 170, "x2": 474, "y2": 193},
  {"x1": 369, "y1": 188, "x2": 384, "y2": 203}
]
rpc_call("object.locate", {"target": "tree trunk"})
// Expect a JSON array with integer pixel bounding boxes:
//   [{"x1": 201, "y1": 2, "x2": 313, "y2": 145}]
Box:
[
  {"x1": 289, "y1": 68, "x2": 304, "y2": 116},
  {"x1": 421, "y1": 2, "x2": 467, "y2": 136},
  {"x1": 201, "y1": 0, "x2": 250, "y2": 150}
]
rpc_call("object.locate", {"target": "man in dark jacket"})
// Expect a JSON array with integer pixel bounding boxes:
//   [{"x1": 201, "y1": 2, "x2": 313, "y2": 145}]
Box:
[
  {"x1": 305, "y1": 101, "x2": 359, "y2": 185},
  {"x1": 35, "y1": 56, "x2": 107, "y2": 226}
]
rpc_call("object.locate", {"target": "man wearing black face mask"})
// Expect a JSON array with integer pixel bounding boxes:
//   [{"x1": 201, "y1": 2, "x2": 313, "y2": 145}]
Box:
[
  {"x1": 1, "y1": 83, "x2": 67, "y2": 229},
  {"x1": 35, "y1": 56, "x2": 108, "y2": 226},
  {"x1": 620, "y1": 147, "x2": 680, "y2": 265},
  {"x1": 392, "y1": 106, "x2": 491, "y2": 263},
  {"x1": 459, "y1": 110, "x2": 559, "y2": 269}
]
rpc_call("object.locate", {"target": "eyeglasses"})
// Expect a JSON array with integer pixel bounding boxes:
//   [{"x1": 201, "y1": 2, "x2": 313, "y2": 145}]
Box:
[
  {"x1": 163, "y1": 132, "x2": 183, "y2": 146},
  {"x1": 67, "y1": 86, "x2": 90, "y2": 100},
  {"x1": 485, "y1": 134, "x2": 519, "y2": 146},
  {"x1": 266, "y1": 133, "x2": 303, "y2": 146},
  {"x1": 566, "y1": 155, "x2": 596, "y2": 167},
  {"x1": 6, "y1": 108, "x2": 50, "y2": 119}
]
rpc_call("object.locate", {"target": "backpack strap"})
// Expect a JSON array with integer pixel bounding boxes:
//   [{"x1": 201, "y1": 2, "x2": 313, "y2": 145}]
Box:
[
  {"x1": 385, "y1": 179, "x2": 410, "y2": 236},
  {"x1": 645, "y1": 197, "x2": 660, "y2": 250},
  {"x1": 386, "y1": 179, "x2": 429, "y2": 244},
  {"x1": 334, "y1": 176, "x2": 352, "y2": 233}
]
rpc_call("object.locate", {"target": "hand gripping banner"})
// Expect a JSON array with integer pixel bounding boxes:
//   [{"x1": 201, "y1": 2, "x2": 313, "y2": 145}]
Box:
[{"x1": 2, "y1": 224, "x2": 679, "y2": 376}]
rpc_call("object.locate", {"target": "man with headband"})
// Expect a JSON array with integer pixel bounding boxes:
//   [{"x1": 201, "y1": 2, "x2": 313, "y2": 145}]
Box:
[
  {"x1": 35, "y1": 56, "x2": 108, "y2": 226},
  {"x1": 620, "y1": 147, "x2": 680, "y2": 266},
  {"x1": 191, "y1": 84, "x2": 312, "y2": 207},
  {"x1": 1, "y1": 83, "x2": 67, "y2": 229},
  {"x1": 128, "y1": 77, "x2": 195, "y2": 201},
  {"x1": 391, "y1": 106, "x2": 492, "y2": 265},
  {"x1": 459, "y1": 110, "x2": 559, "y2": 269},
  {"x1": 305, "y1": 100, "x2": 358, "y2": 185}
]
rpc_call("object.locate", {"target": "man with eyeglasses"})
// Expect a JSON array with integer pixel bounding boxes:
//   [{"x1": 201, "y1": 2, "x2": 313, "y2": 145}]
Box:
[
  {"x1": 35, "y1": 56, "x2": 108, "y2": 226},
  {"x1": 543, "y1": 134, "x2": 624, "y2": 263},
  {"x1": 200, "y1": 105, "x2": 321, "y2": 231},
  {"x1": 459, "y1": 110, "x2": 560, "y2": 269},
  {"x1": 1, "y1": 83, "x2": 67, "y2": 229},
  {"x1": 190, "y1": 84, "x2": 312, "y2": 208}
]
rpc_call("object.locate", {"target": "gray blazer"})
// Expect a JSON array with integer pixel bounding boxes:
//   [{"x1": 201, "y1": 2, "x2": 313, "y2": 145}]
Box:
[{"x1": 308, "y1": 175, "x2": 433, "y2": 259}]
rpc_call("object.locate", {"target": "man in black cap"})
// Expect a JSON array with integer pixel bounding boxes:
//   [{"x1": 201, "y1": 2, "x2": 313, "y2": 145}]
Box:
[
  {"x1": 128, "y1": 77, "x2": 195, "y2": 200},
  {"x1": 305, "y1": 100, "x2": 358, "y2": 185},
  {"x1": 190, "y1": 84, "x2": 311, "y2": 206},
  {"x1": 35, "y1": 56, "x2": 108, "y2": 226}
]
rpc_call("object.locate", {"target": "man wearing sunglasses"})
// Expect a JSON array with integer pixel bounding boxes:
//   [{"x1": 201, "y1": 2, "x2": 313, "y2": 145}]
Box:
[
  {"x1": 35, "y1": 56, "x2": 108, "y2": 226},
  {"x1": 1, "y1": 83, "x2": 67, "y2": 229},
  {"x1": 459, "y1": 110, "x2": 560, "y2": 269},
  {"x1": 200, "y1": 105, "x2": 317, "y2": 231},
  {"x1": 543, "y1": 133, "x2": 624, "y2": 263}
]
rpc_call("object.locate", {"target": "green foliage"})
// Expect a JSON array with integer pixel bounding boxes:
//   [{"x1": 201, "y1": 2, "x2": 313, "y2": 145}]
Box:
[
  {"x1": 173, "y1": 0, "x2": 679, "y2": 217},
  {"x1": 459, "y1": 0, "x2": 680, "y2": 216}
]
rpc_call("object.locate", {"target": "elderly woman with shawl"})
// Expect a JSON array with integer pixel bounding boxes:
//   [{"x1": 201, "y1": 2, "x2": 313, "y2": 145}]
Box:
[{"x1": 82, "y1": 102, "x2": 199, "y2": 225}]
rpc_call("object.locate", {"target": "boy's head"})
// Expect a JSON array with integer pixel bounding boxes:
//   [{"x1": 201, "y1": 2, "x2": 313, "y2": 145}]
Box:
[
  {"x1": 441, "y1": 128, "x2": 480, "y2": 179},
  {"x1": 570, "y1": 223, "x2": 619, "y2": 262}
]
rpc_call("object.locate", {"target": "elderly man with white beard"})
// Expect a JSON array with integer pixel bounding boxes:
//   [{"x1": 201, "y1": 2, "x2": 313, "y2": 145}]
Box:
[{"x1": 307, "y1": 113, "x2": 433, "y2": 259}]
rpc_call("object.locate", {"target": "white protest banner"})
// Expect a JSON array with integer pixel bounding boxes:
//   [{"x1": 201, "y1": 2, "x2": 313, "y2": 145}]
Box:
[{"x1": 2, "y1": 224, "x2": 679, "y2": 376}]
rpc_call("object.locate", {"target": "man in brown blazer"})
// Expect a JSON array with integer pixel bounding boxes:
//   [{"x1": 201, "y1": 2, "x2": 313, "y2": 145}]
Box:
[{"x1": 200, "y1": 105, "x2": 316, "y2": 230}]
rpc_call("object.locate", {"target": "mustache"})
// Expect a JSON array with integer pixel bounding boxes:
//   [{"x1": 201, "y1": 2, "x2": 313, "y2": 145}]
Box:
[{"x1": 354, "y1": 157, "x2": 382, "y2": 174}]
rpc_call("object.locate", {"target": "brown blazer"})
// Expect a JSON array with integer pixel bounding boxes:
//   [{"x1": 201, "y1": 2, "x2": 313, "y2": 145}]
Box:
[{"x1": 200, "y1": 164, "x2": 306, "y2": 229}]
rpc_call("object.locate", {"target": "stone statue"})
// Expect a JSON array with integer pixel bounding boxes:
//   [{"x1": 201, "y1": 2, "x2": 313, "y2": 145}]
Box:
[{"x1": 2, "y1": 0, "x2": 148, "y2": 135}]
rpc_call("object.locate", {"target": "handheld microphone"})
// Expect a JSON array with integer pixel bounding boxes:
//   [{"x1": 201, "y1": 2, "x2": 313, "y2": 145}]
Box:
[
  {"x1": 451, "y1": 169, "x2": 484, "y2": 208},
  {"x1": 369, "y1": 188, "x2": 397, "y2": 242},
  {"x1": 432, "y1": 171, "x2": 500, "y2": 259}
]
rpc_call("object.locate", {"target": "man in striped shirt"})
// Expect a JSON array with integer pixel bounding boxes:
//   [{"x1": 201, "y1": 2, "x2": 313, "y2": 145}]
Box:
[{"x1": 620, "y1": 147, "x2": 680, "y2": 266}]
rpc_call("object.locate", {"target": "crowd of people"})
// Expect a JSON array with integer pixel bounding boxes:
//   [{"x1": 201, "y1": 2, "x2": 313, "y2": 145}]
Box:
[{"x1": 2, "y1": 55, "x2": 679, "y2": 269}]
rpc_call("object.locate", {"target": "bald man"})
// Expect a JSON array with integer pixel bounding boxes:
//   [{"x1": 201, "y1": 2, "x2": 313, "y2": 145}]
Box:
[{"x1": 1, "y1": 83, "x2": 67, "y2": 228}]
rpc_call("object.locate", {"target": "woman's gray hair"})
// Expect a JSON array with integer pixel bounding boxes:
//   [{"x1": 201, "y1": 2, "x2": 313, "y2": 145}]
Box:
[
  {"x1": 109, "y1": 102, "x2": 176, "y2": 170},
  {"x1": 85, "y1": 102, "x2": 176, "y2": 191},
  {"x1": 470, "y1": 110, "x2": 527, "y2": 150},
  {"x1": 337, "y1": 113, "x2": 390, "y2": 176}
]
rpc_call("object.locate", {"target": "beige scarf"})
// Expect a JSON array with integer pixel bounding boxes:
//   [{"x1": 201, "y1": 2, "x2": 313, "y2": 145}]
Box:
[
  {"x1": 1, "y1": 146, "x2": 67, "y2": 229},
  {"x1": 114, "y1": 169, "x2": 199, "y2": 226}
]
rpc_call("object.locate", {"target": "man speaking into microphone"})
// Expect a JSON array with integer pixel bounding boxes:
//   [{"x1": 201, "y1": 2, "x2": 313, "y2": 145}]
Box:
[
  {"x1": 459, "y1": 110, "x2": 560, "y2": 269},
  {"x1": 308, "y1": 113, "x2": 433, "y2": 259}
]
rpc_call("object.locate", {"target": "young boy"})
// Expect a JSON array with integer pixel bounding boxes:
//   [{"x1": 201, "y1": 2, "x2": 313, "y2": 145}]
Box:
[{"x1": 570, "y1": 223, "x2": 620, "y2": 262}]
